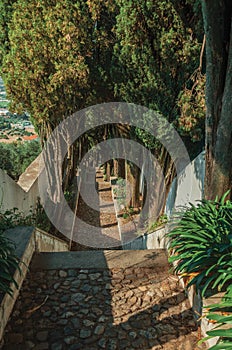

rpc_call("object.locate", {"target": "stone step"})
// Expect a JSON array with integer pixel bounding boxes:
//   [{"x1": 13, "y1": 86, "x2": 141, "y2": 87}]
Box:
[{"x1": 31, "y1": 249, "x2": 168, "y2": 271}]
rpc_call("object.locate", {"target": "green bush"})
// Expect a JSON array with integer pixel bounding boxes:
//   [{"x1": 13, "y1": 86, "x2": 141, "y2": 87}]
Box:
[
  {"x1": 199, "y1": 284, "x2": 232, "y2": 349},
  {"x1": 0, "y1": 140, "x2": 41, "y2": 180},
  {"x1": 0, "y1": 202, "x2": 52, "y2": 296},
  {"x1": 147, "y1": 214, "x2": 168, "y2": 233},
  {"x1": 167, "y1": 191, "x2": 232, "y2": 348},
  {"x1": 113, "y1": 178, "x2": 127, "y2": 207},
  {"x1": 0, "y1": 211, "x2": 20, "y2": 296},
  {"x1": 167, "y1": 191, "x2": 232, "y2": 297}
]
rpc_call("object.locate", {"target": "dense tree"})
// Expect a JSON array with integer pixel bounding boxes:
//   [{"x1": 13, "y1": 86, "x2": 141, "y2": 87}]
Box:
[
  {"x1": 201, "y1": 0, "x2": 232, "y2": 200},
  {"x1": 0, "y1": 0, "x2": 17, "y2": 65},
  {"x1": 113, "y1": 0, "x2": 203, "y2": 119},
  {"x1": 109, "y1": 0, "x2": 205, "y2": 219},
  {"x1": 0, "y1": 140, "x2": 41, "y2": 180},
  {"x1": 1, "y1": 0, "x2": 116, "y2": 137},
  {"x1": 1, "y1": 0, "x2": 118, "y2": 192},
  {"x1": 0, "y1": 0, "x2": 208, "y2": 226}
]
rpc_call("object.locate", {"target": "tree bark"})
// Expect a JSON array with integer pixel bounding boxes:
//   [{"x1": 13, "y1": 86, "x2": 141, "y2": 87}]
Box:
[
  {"x1": 113, "y1": 159, "x2": 119, "y2": 177},
  {"x1": 118, "y1": 158, "x2": 125, "y2": 178},
  {"x1": 202, "y1": 0, "x2": 232, "y2": 199},
  {"x1": 126, "y1": 162, "x2": 140, "y2": 209}
]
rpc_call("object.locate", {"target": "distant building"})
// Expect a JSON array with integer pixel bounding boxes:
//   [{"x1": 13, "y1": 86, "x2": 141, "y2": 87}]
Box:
[
  {"x1": 0, "y1": 109, "x2": 9, "y2": 116},
  {"x1": 23, "y1": 134, "x2": 38, "y2": 141},
  {"x1": 10, "y1": 123, "x2": 25, "y2": 130}
]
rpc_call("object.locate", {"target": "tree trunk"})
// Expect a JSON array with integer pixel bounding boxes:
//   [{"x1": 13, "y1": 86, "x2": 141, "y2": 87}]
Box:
[
  {"x1": 126, "y1": 162, "x2": 140, "y2": 208},
  {"x1": 202, "y1": 0, "x2": 232, "y2": 199},
  {"x1": 118, "y1": 158, "x2": 125, "y2": 178},
  {"x1": 106, "y1": 160, "x2": 113, "y2": 181},
  {"x1": 113, "y1": 159, "x2": 119, "y2": 177}
]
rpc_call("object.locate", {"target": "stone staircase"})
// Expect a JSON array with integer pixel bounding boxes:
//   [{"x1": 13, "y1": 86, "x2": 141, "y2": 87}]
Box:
[
  {"x1": 31, "y1": 249, "x2": 168, "y2": 271},
  {"x1": 1, "y1": 249, "x2": 206, "y2": 350}
]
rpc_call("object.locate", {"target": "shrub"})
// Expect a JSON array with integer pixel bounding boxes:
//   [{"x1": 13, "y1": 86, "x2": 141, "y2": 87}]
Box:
[
  {"x1": 199, "y1": 284, "x2": 232, "y2": 349},
  {"x1": 0, "y1": 225, "x2": 20, "y2": 296},
  {"x1": 167, "y1": 191, "x2": 232, "y2": 348},
  {"x1": 167, "y1": 191, "x2": 232, "y2": 297}
]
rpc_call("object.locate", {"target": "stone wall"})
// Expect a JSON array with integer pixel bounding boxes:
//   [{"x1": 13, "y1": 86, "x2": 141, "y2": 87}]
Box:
[
  {"x1": 122, "y1": 151, "x2": 205, "y2": 251},
  {"x1": 35, "y1": 228, "x2": 70, "y2": 252},
  {"x1": 0, "y1": 156, "x2": 40, "y2": 215},
  {"x1": 0, "y1": 226, "x2": 68, "y2": 342},
  {"x1": 122, "y1": 226, "x2": 167, "y2": 250}
]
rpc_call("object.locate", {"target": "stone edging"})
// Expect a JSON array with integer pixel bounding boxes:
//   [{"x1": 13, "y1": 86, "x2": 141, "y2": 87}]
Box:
[
  {"x1": 109, "y1": 178, "x2": 222, "y2": 349},
  {"x1": 0, "y1": 227, "x2": 68, "y2": 343},
  {"x1": 110, "y1": 177, "x2": 167, "y2": 249}
]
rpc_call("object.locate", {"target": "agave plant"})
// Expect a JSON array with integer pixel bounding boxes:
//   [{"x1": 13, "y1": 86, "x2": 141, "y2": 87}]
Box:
[{"x1": 167, "y1": 191, "x2": 232, "y2": 297}]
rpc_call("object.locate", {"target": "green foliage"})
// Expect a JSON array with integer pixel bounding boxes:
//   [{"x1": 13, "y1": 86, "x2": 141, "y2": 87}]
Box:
[
  {"x1": 0, "y1": 0, "x2": 206, "y2": 209},
  {"x1": 113, "y1": 0, "x2": 203, "y2": 119},
  {"x1": 0, "y1": 0, "x2": 205, "y2": 144},
  {"x1": 0, "y1": 0, "x2": 17, "y2": 65},
  {"x1": 113, "y1": 177, "x2": 127, "y2": 207},
  {"x1": 111, "y1": 0, "x2": 205, "y2": 157},
  {"x1": 167, "y1": 191, "x2": 232, "y2": 348},
  {"x1": 199, "y1": 284, "x2": 232, "y2": 349},
  {"x1": 0, "y1": 133, "x2": 9, "y2": 139},
  {"x1": 0, "y1": 207, "x2": 25, "y2": 296},
  {"x1": 0, "y1": 208, "x2": 32, "y2": 233},
  {"x1": 0, "y1": 119, "x2": 11, "y2": 130},
  {"x1": 122, "y1": 206, "x2": 136, "y2": 219},
  {"x1": 32, "y1": 200, "x2": 52, "y2": 233},
  {"x1": 176, "y1": 68, "x2": 206, "y2": 142},
  {"x1": 1, "y1": 0, "x2": 116, "y2": 137},
  {"x1": 0, "y1": 140, "x2": 41, "y2": 179},
  {"x1": 0, "y1": 100, "x2": 8, "y2": 108},
  {"x1": 0, "y1": 202, "x2": 51, "y2": 296},
  {"x1": 167, "y1": 191, "x2": 232, "y2": 297},
  {"x1": 0, "y1": 230, "x2": 20, "y2": 296},
  {"x1": 147, "y1": 214, "x2": 168, "y2": 233}
]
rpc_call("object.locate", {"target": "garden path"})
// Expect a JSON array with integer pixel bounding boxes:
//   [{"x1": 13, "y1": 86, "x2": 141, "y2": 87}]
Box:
[{"x1": 2, "y1": 250, "x2": 206, "y2": 350}]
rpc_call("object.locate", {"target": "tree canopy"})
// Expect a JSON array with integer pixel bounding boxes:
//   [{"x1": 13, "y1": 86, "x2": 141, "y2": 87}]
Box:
[
  {"x1": 3, "y1": 0, "x2": 231, "y2": 207},
  {"x1": 1, "y1": 0, "x2": 116, "y2": 139},
  {"x1": 0, "y1": 140, "x2": 41, "y2": 180},
  {"x1": 0, "y1": 0, "x2": 205, "y2": 144}
]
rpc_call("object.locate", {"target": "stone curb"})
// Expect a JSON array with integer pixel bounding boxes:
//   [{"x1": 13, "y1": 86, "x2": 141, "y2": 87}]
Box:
[{"x1": 0, "y1": 227, "x2": 68, "y2": 343}]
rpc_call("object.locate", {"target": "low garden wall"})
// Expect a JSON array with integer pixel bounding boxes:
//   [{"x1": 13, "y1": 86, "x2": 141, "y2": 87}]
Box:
[
  {"x1": 0, "y1": 226, "x2": 68, "y2": 343},
  {"x1": 122, "y1": 226, "x2": 166, "y2": 250},
  {"x1": 0, "y1": 155, "x2": 41, "y2": 215}
]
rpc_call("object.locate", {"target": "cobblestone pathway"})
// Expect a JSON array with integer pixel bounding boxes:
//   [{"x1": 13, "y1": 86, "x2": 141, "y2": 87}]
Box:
[{"x1": 2, "y1": 261, "x2": 206, "y2": 349}]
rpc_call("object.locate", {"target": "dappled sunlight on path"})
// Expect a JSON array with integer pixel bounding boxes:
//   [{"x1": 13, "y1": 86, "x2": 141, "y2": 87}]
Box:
[{"x1": 2, "y1": 251, "x2": 206, "y2": 349}]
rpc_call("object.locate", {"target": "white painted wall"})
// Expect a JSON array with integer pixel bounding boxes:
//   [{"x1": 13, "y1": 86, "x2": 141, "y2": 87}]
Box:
[
  {"x1": 122, "y1": 226, "x2": 167, "y2": 250},
  {"x1": 122, "y1": 151, "x2": 205, "y2": 251},
  {"x1": 0, "y1": 156, "x2": 40, "y2": 214},
  {"x1": 166, "y1": 151, "x2": 205, "y2": 216}
]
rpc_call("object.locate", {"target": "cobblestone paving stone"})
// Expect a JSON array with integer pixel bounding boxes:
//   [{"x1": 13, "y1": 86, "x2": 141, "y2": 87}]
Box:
[{"x1": 2, "y1": 265, "x2": 206, "y2": 350}]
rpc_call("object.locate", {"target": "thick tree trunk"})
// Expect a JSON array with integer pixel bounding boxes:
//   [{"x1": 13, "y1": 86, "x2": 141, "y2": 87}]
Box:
[{"x1": 202, "y1": 0, "x2": 232, "y2": 199}]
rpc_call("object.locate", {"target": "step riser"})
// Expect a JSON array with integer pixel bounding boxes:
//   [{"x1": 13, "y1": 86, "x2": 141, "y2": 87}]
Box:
[{"x1": 31, "y1": 250, "x2": 168, "y2": 271}]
